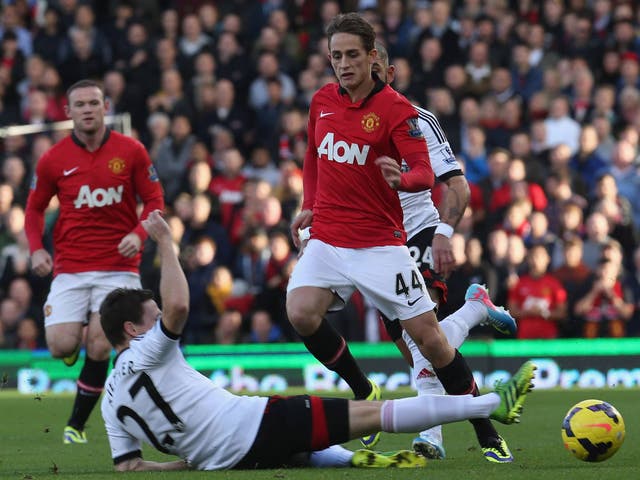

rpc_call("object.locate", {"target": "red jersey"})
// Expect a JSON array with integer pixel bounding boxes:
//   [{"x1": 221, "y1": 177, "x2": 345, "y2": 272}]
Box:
[
  {"x1": 508, "y1": 273, "x2": 567, "y2": 339},
  {"x1": 303, "y1": 81, "x2": 432, "y2": 247},
  {"x1": 208, "y1": 174, "x2": 246, "y2": 231},
  {"x1": 25, "y1": 130, "x2": 165, "y2": 275}
]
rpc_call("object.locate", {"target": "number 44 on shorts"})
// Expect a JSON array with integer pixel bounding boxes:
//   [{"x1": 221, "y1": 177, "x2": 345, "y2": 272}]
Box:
[{"x1": 395, "y1": 270, "x2": 425, "y2": 298}]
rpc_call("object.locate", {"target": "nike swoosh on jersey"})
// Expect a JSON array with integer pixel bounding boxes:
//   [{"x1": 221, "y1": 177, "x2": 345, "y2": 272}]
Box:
[
  {"x1": 63, "y1": 167, "x2": 79, "y2": 176},
  {"x1": 408, "y1": 296, "x2": 423, "y2": 306},
  {"x1": 320, "y1": 111, "x2": 335, "y2": 118}
]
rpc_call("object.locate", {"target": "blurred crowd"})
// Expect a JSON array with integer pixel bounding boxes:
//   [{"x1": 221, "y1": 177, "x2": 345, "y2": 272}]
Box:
[{"x1": 0, "y1": 0, "x2": 639, "y2": 350}]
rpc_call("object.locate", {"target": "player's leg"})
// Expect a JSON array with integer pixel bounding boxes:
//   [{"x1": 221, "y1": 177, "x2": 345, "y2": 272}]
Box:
[
  {"x1": 232, "y1": 396, "x2": 425, "y2": 469},
  {"x1": 411, "y1": 284, "x2": 518, "y2": 461},
  {"x1": 65, "y1": 272, "x2": 141, "y2": 443},
  {"x1": 64, "y1": 310, "x2": 110, "y2": 443},
  {"x1": 286, "y1": 240, "x2": 373, "y2": 400},
  {"x1": 348, "y1": 361, "x2": 535, "y2": 437},
  {"x1": 44, "y1": 274, "x2": 90, "y2": 360},
  {"x1": 43, "y1": 274, "x2": 93, "y2": 443}
]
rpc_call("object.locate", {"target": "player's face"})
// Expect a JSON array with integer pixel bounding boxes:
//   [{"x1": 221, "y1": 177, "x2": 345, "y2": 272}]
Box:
[
  {"x1": 137, "y1": 300, "x2": 161, "y2": 335},
  {"x1": 329, "y1": 32, "x2": 375, "y2": 93},
  {"x1": 65, "y1": 86, "x2": 108, "y2": 135},
  {"x1": 372, "y1": 59, "x2": 395, "y2": 84}
]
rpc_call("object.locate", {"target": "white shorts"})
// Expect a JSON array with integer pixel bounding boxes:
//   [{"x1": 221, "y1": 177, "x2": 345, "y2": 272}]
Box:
[
  {"x1": 287, "y1": 239, "x2": 436, "y2": 321},
  {"x1": 44, "y1": 271, "x2": 142, "y2": 328}
]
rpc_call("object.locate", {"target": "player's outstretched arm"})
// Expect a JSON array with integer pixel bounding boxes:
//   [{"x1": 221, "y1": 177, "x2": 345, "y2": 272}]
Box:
[
  {"x1": 141, "y1": 210, "x2": 189, "y2": 336},
  {"x1": 115, "y1": 457, "x2": 190, "y2": 472}
]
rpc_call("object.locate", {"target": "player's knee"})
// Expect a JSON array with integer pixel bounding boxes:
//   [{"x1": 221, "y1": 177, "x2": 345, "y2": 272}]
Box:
[
  {"x1": 47, "y1": 340, "x2": 78, "y2": 359},
  {"x1": 409, "y1": 322, "x2": 450, "y2": 360},
  {"x1": 286, "y1": 302, "x2": 312, "y2": 329},
  {"x1": 85, "y1": 336, "x2": 112, "y2": 360},
  {"x1": 286, "y1": 299, "x2": 318, "y2": 333}
]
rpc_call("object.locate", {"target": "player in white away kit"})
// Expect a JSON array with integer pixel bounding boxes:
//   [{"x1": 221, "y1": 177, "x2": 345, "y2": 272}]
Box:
[
  {"x1": 100, "y1": 211, "x2": 535, "y2": 471},
  {"x1": 372, "y1": 44, "x2": 518, "y2": 463}
]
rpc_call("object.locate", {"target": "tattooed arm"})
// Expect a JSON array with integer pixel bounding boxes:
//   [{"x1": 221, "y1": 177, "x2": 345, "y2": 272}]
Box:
[{"x1": 432, "y1": 174, "x2": 470, "y2": 276}]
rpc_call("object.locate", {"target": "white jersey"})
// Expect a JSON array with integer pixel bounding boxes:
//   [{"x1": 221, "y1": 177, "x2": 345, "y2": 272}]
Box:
[
  {"x1": 400, "y1": 106, "x2": 463, "y2": 239},
  {"x1": 101, "y1": 320, "x2": 268, "y2": 470}
]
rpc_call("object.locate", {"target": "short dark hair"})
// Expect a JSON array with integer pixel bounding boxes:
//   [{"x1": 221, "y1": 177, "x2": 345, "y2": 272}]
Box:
[
  {"x1": 374, "y1": 41, "x2": 389, "y2": 66},
  {"x1": 326, "y1": 12, "x2": 375, "y2": 53},
  {"x1": 100, "y1": 288, "x2": 154, "y2": 346},
  {"x1": 66, "y1": 79, "x2": 105, "y2": 101}
]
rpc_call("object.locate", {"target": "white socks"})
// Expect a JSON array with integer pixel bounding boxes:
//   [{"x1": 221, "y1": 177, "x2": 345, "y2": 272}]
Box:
[
  {"x1": 439, "y1": 300, "x2": 486, "y2": 348},
  {"x1": 380, "y1": 393, "x2": 500, "y2": 433},
  {"x1": 400, "y1": 298, "x2": 487, "y2": 442},
  {"x1": 309, "y1": 444, "x2": 355, "y2": 468}
]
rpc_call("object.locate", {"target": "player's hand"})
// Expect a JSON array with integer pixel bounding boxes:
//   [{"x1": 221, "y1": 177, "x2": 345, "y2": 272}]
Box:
[
  {"x1": 375, "y1": 156, "x2": 401, "y2": 189},
  {"x1": 140, "y1": 210, "x2": 171, "y2": 244},
  {"x1": 431, "y1": 233, "x2": 456, "y2": 276},
  {"x1": 118, "y1": 232, "x2": 143, "y2": 258},
  {"x1": 31, "y1": 249, "x2": 53, "y2": 277},
  {"x1": 290, "y1": 209, "x2": 313, "y2": 249}
]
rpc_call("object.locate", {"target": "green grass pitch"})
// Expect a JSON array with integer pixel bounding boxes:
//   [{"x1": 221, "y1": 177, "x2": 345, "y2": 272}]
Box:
[{"x1": 0, "y1": 387, "x2": 636, "y2": 479}]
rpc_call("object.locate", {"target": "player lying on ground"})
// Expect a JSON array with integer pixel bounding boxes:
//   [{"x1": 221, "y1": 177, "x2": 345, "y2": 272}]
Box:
[{"x1": 100, "y1": 211, "x2": 536, "y2": 471}]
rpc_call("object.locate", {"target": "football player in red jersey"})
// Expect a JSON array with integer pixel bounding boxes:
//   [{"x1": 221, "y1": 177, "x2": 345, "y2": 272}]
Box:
[
  {"x1": 286, "y1": 13, "x2": 484, "y2": 448},
  {"x1": 25, "y1": 79, "x2": 164, "y2": 445}
]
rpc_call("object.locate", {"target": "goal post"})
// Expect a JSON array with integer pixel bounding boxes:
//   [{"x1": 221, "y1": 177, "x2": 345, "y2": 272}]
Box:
[{"x1": 0, "y1": 113, "x2": 132, "y2": 138}]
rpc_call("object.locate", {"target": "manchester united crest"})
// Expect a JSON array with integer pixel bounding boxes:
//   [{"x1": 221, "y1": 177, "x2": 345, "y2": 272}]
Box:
[
  {"x1": 108, "y1": 157, "x2": 126, "y2": 174},
  {"x1": 361, "y1": 112, "x2": 380, "y2": 133}
]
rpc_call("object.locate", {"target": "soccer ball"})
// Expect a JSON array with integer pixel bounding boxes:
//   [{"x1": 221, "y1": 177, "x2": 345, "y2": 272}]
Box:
[{"x1": 561, "y1": 399, "x2": 625, "y2": 462}]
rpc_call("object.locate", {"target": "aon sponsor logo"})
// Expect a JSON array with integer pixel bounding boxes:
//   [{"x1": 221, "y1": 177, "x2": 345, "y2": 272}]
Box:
[
  {"x1": 74, "y1": 185, "x2": 123, "y2": 208},
  {"x1": 317, "y1": 132, "x2": 370, "y2": 165}
]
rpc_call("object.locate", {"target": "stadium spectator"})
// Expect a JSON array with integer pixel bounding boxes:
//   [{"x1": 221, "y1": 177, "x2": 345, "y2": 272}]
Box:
[
  {"x1": 103, "y1": 70, "x2": 144, "y2": 130},
  {"x1": 16, "y1": 54, "x2": 44, "y2": 112},
  {"x1": 544, "y1": 95, "x2": 581, "y2": 154},
  {"x1": 213, "y1": 307, "x2": 243, "y2": 345},
  {"x1": 58, "y1": 28, "x2": 109, "y2": 86},
  {"x1": 146, "y1": 68, "x2": 193, "y2": 119},
  {"x1": 248, "y1": 51, "x2": 296, "y2": 110},
  {"x1": 508, "y1": 244, "x2": 568, "y2": 339},
  {"x1": 245, "y1": 308, "x2": 285, "y2": 343},
  {"x1": 510, "y1": 43, "x2": 543, "y2": 103},
  {"x1": 552, "y1": 235, "x2": 593, "y2": 337},
  {"x1": 243, "y1": 145, "x2": 281, "y2": 188},
  {"x1": 180, "y1": 192, "x2": 233, "y2": 268},
  {"x1": 0, "y1": 4, "x2": 32, "y2": 57},
  {"x1": 1, "y1": 155, "x2": 29, "y2": 205},
  {"x1": 183, "y1": 235, "x2": 219, "y2": 344},
  {"x1": 571, "y1": 125, "x2": 609, "y2": 191},
  {"x1": 39, "y1": 64, "x2": 67, "y2": 121},
  {"x1": 178, "y1": 13, "x2": 211, "y2": 63},
  {"x1": 524, "y1": 210, "x2": 558, "y2": 255},
  {"x1": 214, "y1": 30, "x2": 250, "y2": 97},
  {"x1": 183, "y1": 158, "x2": 213, "y2": 196},
  {"x1": 32, "y1": 7, "x2": 64, "y2": 63},
  {"x1": 582, "y1": 211, "x2": 615, "y2": 270},
  {"x1": 154, "y1": 114, "x2": 197, "y2": 204},
  {"x1": 624, "y1": 246, "x2": 640, "y2": 336},
  {"x1": 574, "y1": 258, "x2": 634, "y2": 338}
]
